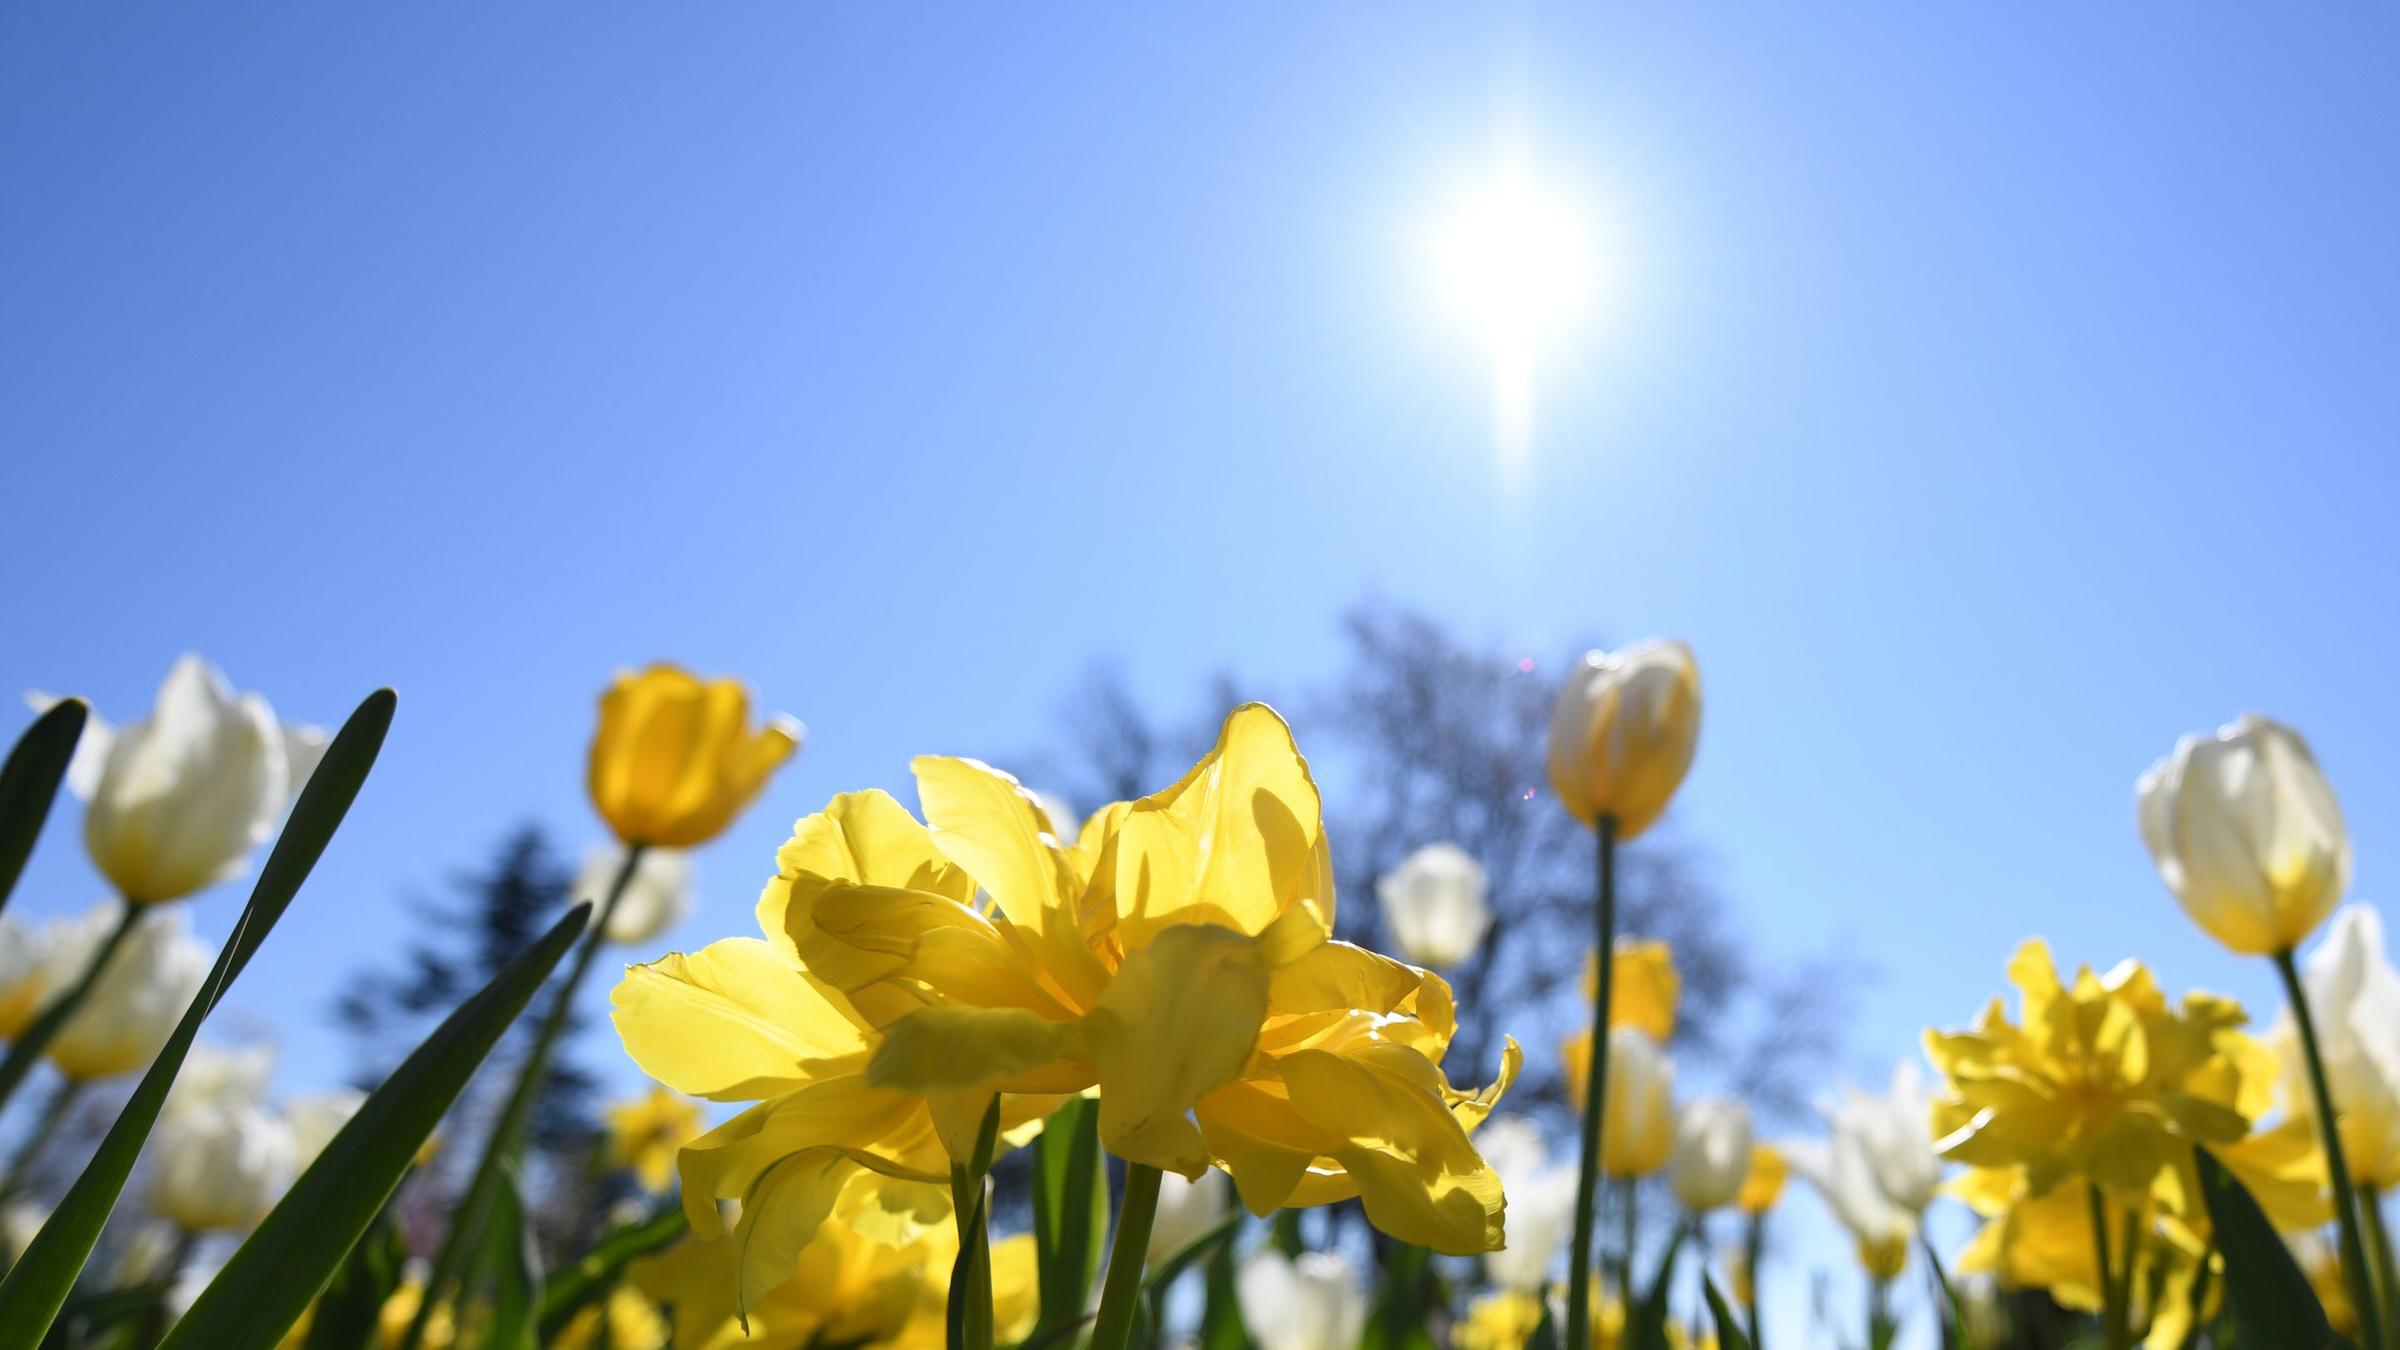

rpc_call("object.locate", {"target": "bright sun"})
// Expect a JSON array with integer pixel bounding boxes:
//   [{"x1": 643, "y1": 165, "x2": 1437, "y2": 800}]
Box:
[{"x1": 1423, "y1": 157, "x2": 1602, "y2": 463}]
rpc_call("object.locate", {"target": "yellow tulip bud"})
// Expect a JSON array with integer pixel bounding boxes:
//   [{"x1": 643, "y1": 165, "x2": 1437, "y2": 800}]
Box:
[
  {"x1": 1545, "y1": 641, "x2": 1700, "y2": 839},
  {"x1": 1736, "y1": 1142, "x2": 1788, "y2": 1214},
  {"x1": 587, "y1": 665, "x2": 801, "y2": 848},
  {"x1": 2138, "y1": 714, "x2": 2348, "y2": 957},
  {"x1": 1584, "y1": 939, "x2": 1679, "y2": 1042}
]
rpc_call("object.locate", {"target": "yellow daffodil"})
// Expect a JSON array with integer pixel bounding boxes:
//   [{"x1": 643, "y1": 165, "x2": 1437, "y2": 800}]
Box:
[
  {"x1": 1545, "y1": 641, "x2": 1701, "y2": 840},
  {"x1": 1737, "y1": 1143, "x2": 1787, "y2": 1214},
  {"x1": 1925, "y1": 940, "x2": 2266, "y2": 1196},
  {"x1": 774, "y1": 704, "x2": 1516, "y2": 1254},
  {"x1": 588, "y1": 665, "x2": 801, "y2": 848},
  {"x1": 1950, "y1": 1167, "x2": 2231, "y2": 1350},
  {"x1": 603, "y1": 1085, "x2": 704, "y2": 1192}
]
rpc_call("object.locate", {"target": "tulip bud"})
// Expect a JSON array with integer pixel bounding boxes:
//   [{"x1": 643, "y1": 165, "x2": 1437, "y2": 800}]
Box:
[
  {"x1": 1583, "y1": 939, "x2": 1679, "y2": 1043},
  {"x1": 1146, "y1": 1167, "x2": 1230, "y2": 1264},
  {"x1": 0, "y1": 917, "x2": 53, "y2": 1039},
  {"x1": 587, "y1": 665, "x2": 802, "y2": 848},
  {"x1": 1545, "y1": 641, "x2": 1701, "y2": 839},
  {"x1": 581, "y1": 846, "x2": 696, "y2": 947},
  {"x1": 150, "y1": 1099, "x2": 296, "y2": 1231},
  {"x1": 34, "y1": 656, "x2": 324, "y2": 905},
  {"x1": 1238, "y1": 1250, "x2": 1370, "y2": 1350},
  {"x1": 1668, "y1": 1098, "x2": 1753, "y2": 1211},
  {"x1": 45, "y1": 906, "x2": 210, "y2": 1081},
  {"x1": 2138, "y1": 714, "x2": 2350, "y2": 956},
  {"x1": 1375, "y1": 842, "x2": 1492, "y2": 969},
  {"x1": 1737, "y1": 1143, "x2": 1788, "y2": 1214},
  {"x1": 1597, "y1": 1027, "x2": 1675, "y2": 1178}
]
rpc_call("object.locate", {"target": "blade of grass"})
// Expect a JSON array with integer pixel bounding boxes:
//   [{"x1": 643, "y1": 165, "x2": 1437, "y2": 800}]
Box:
[{"x1": 0, "y1": 697, "x2": 86, "y2": 918}]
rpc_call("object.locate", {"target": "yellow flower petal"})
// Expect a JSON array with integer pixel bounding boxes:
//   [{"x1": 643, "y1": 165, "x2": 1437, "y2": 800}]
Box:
[
  {"x1": 610, "y1": 939, "x2": 871, "y2": 1101},
  {"x1": 1067, "y1": 924, "x2": 1271, "y2": 1176},
  {"x1": 1279, "y1": 1041, "x2": 1507, "y2": 1253},
  {"x1": 866, "y1": 1005, "x2": 1071, "y2": 1094}
]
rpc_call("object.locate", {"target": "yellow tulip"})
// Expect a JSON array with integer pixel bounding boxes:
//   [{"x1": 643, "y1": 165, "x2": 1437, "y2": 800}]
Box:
[
  {"x1": 1736, "y1": 1143, "x2": 1787, "y2": 1214},
  {"x1": 603, "y1": 1085, "x2": 704, "y2": 1193},
  {"x1": 1545, "y1": 641, "x2": 1701, "y2": 839},
  {"x1": 587, "y1": 665, "x2": 801, "y2": 848},
  {"x1": 1561, "y1": 1026, "x2": 1672, "y2": 1179},
  {"x1": 1580, "y1": 940, "x2": 1678, "y2": 1042},
  {"x1": 775, "y1": 704, "x2": 1516, "y2": 1253}
]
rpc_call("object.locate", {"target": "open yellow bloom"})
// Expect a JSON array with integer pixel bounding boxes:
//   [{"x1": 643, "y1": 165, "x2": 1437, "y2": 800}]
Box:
[
  {"x1": 779, "y1": 704, "x2": 1517, "y2": 1253},
  {"x1": 1926, "y1": 941, "x2": 2272, "y2": 1196},
  {"x1": 1736, "y1": 1143, "x2": 1787, "y2": 1214},
  {"x1": 588, "y1": 665, "x2": 801, "y2": 848},
  {"x1": 604, "y1": 1085, "x2": 704, "y2": 1192}
]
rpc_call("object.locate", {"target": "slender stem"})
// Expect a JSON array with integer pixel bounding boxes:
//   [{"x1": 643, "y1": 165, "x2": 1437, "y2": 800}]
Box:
[
  {"x1": 2112, "y1": 1199, "x2": 2144, "y2": 1345},
  {"x1": 950, "y1": 1163, "x2": 995, "y2": 1350},
  {"x1": 2276, "y1": 948, "x2": 2390, "y2": 1350},
  {"x1": 1619, "y1": 1177, "x2": 1639, "y2": 1309},
  {"x1": 1089, "y1": 1163, "x2": 1163, "y2": 1350},
  {"x1": 0, "y1": 900, "x2": 140, "y2": 1117},
  {"x1": 1743, "y1": 1212, "x2": 1764, "y2": 1350},
  {"x1": 398, "y1": 845, "x2": 645, "y2": 1350},
  {"x1": 0, "y1": 1078, "x2": 86, "y2": 1202},
  {"x1": 2087, "y1": 1184, "x2": 2124, "y2": 1349},
  {"x1": 1564, "y1": 815, "x2": 1620, "y2": 1350},
  {"x1": 2361, "y1": 1186, "x2": 2400, "y2": 1349}
]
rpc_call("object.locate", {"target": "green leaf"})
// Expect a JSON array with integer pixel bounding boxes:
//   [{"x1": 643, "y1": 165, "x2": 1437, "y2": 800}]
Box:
[
  {"x1": 948, "y1": 1096, "x2": 1004, "y2": 1350},
  {"x1": 479, "y1": 1160, "x2": 543, "y2": 1350},
  {"x1": 1196, "y1": 1239, "x2": 1250, "y2": 1350},
  {"x1": 301, "y1": 1209, "x2": 408, "y2": 1350},
  {"x1": 1923, "y1": 1231, "x2": 1969, "y2": 1350},
  {"x1": 0, "y1": 697, "x2": 86, "y2": 918},
  {"x1": 1031, "y1": 1096, "x2": 1109, "y2": 1334},
  {"x1": 0, "y1": 688, "x2": 396, "y2": 1348},
  {"x1": 2194, "y1": 1147, "x2": 2355, "y2": 1350},
  {"x1": 1702, "y1": 1272, "x2": 1755, "y2": 1350},
  {"x1": 157, "y1": 896, "x2": 588, "y2": 1350},
  {"x1": 1141, "y1": 1208, "x2": 1241, "y2": 1298},
  {"x1": 1631, "y1": 1222, "x2": 1688, "y2": 1350},
  {"x1": 1360, "y1": 1243, "x2": 1437, "y2": 1350},
  {"x1": 537, "y1": 1206, "x2": 687, "y2": 1340},
  {"x1": 1525, "y1": 1298, "x2": 1560, "y2": 1350}
]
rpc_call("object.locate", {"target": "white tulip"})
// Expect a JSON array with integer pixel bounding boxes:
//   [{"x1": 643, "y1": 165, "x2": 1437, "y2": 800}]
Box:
[
  {"x1": 581, "y1": 846, "x2": 696, "y2": 946},
  {"x1": 2275, "y1": 904, "x2": 2400, "y2": 1187},
  {"x1": 29, "y1": 656, "x2": 325, "y2": 905},
  {"x1": 2138, "y1": 714, "x2": 2350, "y2": 956},
  {"x1": 1601, "y1": 1026, "x2": 1676, "y2": 1178},
  {"x1": 286, "y1": 1088, "x2": 367, "y2": 1168},
  {"x1": 149, "y1": 1098, "x2": 296, "y2": 1231},
  {"x1": 1238, "y1": 1250, "x2": 1369, "y2": 1350},
  {"x1": 1477, "y1": 1116, "x2": 1576, "y2": 1291},
  {"x1": 1545, "y1": 640, "x2": 1702, "y2": 840},
  {"x1": 45, "y1": 906, "x2": 211, "y2": 1081},
  {"x1": 0, "y1": 916, "x2": 53, "y2": 1038},
  {"x1": 1146, "y1": 1167, "x2": 1230, "y2": 1264},
  {"x1": 1375, "y1": 842, "x2": 1492, "y2": 969},
  {"x1": 1789, "y1": 1060, "x2": 1941, "y2": 1280},
  {"x1": 165, "y1": 1042, "x2": 276, "y2": 1120},
  {"x1": 1668, "y1": 1098, "x2": 1754, "y2": 1212}
]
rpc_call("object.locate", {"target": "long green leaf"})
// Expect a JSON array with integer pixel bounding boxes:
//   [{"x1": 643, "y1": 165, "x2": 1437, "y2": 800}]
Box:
[
  {"x1": 1631, "y1": 1223, "x2": 1688, "y2": 1350},
  {"x1": 537, "y1": 1206, "x2": 687, "y2": 1340},
  {"x1": 0, "y1": 688, "x2": 395, "y2": 1347},
  {"x1": 160, "y1": 898, "x2": 589, "y2": 1349},
  {"x1": 1702, "y1": 1272, "x2": 1756, "y2": 1350},
  {"x1": 2194, "y1": 1147, "x2": 2353, "y2": 1349},
  {"x1": 0, "y1": 697, "x2": 87, "y2": 917},
  {"x1": 480, "y1": 1161, "x2": 543, "y2": 1350},
  {"x1": 1361, "y1": 1243, "x2": 1436, "y2": 1350},
  {"x1": 1923, "y1": 1230, "x2": 1969, "y2": 1350},
  {"x1": 1031, "y1": 1097, "x2": 1109, "y2": 1334},
  {"x1": 1195, "y1": 1238, "x2": 1249, "y2": 1350},
  {"x1": 301, "y1": 1209, "x2": 408, "y2": 1350}
]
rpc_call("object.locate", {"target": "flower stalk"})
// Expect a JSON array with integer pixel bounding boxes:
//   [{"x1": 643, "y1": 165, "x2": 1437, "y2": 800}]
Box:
[
  {"x1": 2276, "y1": 947, "x2": 2389, "y2": 1350},
  {"x1": 1565, "y1": 814, "x2": 1619, "y2": 1350},
  {"x1": 1089, "y1": 1163, "x2": 1163, "y2": 1350}
]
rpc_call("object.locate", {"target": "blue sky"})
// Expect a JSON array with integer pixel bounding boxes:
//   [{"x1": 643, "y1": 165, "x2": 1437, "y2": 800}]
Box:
[{"x1": 6, "y1": 3, "x2": 2399, "y2": 1338}]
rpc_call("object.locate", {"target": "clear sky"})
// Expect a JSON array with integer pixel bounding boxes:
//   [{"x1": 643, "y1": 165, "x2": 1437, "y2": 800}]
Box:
[{"x1": 6, "y1": 3, "x2": 2399, "y2": 1340}]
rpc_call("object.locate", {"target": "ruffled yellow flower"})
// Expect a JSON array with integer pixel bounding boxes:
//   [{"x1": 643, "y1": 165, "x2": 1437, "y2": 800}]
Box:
[
  {"x1": 603, "y1": 1085, "x2": 704, "y2": 1192},
  {"x1": 777, "y1": 704, "x2": 1517, "y2": 1253},
  {"x1": 588, "y1": 665, "x2": 800, "y2": 848},
  {"x1": 1925, "y1": 941, "x2": 2267, "y2": 1195},
  {"x1": 630, "y1": 1190, "x2": 1037, "y2": 1350},
  {"x1": 1736, "y1": 1143, "x2": 1787, "y2": 1214}
]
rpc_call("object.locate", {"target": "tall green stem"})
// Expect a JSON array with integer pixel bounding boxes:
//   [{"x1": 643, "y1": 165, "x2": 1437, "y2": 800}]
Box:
[
  {"x1": 0, "y1": 901, "x2": 139, "y2": 1118},
  {"x1": 2361, "y1": 1186, "x2": 2400, "y2": 1349},
  {"x1": 1089, "y1": 1163, "x2": 1163, "y2": 1350},
  {"x1": 2087, "y1": 1184, "x2": 2126, "y2": 1350},
  {"x1": 1742, "y1": 1212, "x2": 1764, "y2": 1350},
  {"x1": 2276, "y1": 948, "x2": 2389, "y2": 1350},
  {"x1": 1564, "y1": 815, "x2": 1619, "y2": 1350},
  {"x1": 0, "y1": 1079, "x2": 85, "y2": 1202},
  {"x1": 398, "y1": 845, "x2": 645, "y2": 1350}
]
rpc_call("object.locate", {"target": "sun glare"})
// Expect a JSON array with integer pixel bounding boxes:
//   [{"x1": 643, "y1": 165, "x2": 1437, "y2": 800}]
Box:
[{"x1": 1423, "y1": 157, "x2": 1602, "y2": 470}]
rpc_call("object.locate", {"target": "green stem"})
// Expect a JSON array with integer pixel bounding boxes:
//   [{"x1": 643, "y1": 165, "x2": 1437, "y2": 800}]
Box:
[
  {"x1": 1089, "y1": 1163, "x2": 1163, "y2": 1350},
  {"x1": 1619, "y1": 1176, "x2": 1639, "y2": 1310},
  {"x1": 2087, "y1": 1184, "x2": 2125, "y2": 1349},
  {"x1": 2361, "y1": 1186, "x2": 2400, "y2": 1349},
  {"x1": 1564, "y1": 815, "x2": 1619, "y2": 1350},
  {"x1": 0, "y1": 900, "x2": 140, "y2": 1117},
  {"x1": 0, "y1": 1078, "x2": 86, "y2": 1202},
  {"x1": 2276, "y1": 948, "x2": 2390, "y2": 1350},
  {"x1": 398, "y1": 845, "x2": 645, "y2": 1350},
  {"x1": 1743, "y1": 1211, "x2": 1764, "y2": 1350}
]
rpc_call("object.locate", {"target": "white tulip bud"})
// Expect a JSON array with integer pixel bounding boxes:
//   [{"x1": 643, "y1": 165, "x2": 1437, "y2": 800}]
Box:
[
  {"x1": 1667, "y1": 1098, "x2": 1754, "y2": 1212},
  {"x1": 1375, "y1": 842, "x2": 1492, "y2": 969},
  {"x1": 582, "y1": 846, "x2": 696, "y2": 947},
  {"x1": 149, "y1": 1100, "x2": 295, "y2": 1232},
  {"x1": 2139, "y1": 714, "x2": 2349, "y2": 956},
  {"x1": 1545, "y1": 641, "x2": 1701, "y2": 839}
]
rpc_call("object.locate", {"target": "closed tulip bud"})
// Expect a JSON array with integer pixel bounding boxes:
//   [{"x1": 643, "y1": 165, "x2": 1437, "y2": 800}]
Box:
[
  {"x1": 1599, "y1": 1027, "x2": 1675, "y2": 1178},
  {"x1": 1668, "y1": 1098, "x2": 1753, "y2": 1211},
  {"x1": 150, "y1": 1100, "x2": 296, "y2": 1231},
  {"x1": 1375, "y1": 842, "x2": 1492, "y2": 969},
  {"x1": 2138, "y1": 714, "x2": 2349, "y2": 956},
  {"x1": 30, "y1": 656, "x2": 325, "y2": 905},
  {"x1": 1238, "y1": 1250, "x2": 1370, "y2": 1350},
  {"x1": 587, "y1": 665, "x2": 802, "y2": 848},
  {"x1": 1146, "y1": 1167, "x2": 1230, "y2": 1264},
  {"x1": 580, "y1": 846, "x2": 696, "y2": 946},
  {"x1": 1545, "y1": 641, "x2": 1701, "y2": 839},
  {"x1": 45, "y1": 906, "x2": 210, "y2": 1081},
  {"x1": 1736, "y1": 1143, "x2": 1788, "y2": 1214},
  {"x1": 1584, "y1": 939, "x2": 1680, "y2": 1043}
]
